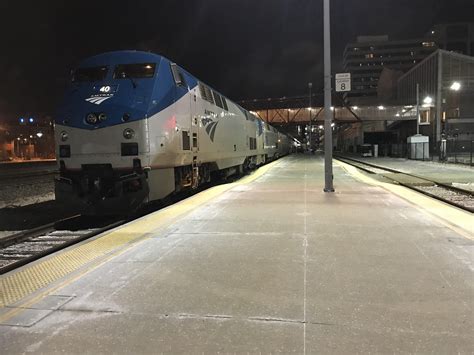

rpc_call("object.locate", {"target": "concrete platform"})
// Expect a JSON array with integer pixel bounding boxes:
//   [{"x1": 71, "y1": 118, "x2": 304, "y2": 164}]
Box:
[{"x1": 0, "y1": 154, "x2": 473, "y2": 353}]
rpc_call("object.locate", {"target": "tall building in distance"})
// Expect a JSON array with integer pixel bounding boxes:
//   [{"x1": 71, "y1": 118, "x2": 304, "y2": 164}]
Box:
[
  {"x1": 343, "y1": 35, "x2": 438, "y2": 104},
  {"x1": 342, "y1": 23, "x2": 474, "y2": 105},
  {"x1": 428, "y1": 23, "x2": 474, "y2": 56}
]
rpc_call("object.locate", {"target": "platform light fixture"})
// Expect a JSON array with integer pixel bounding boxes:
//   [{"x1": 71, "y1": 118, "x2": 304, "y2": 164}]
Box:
[
  {"x1": 352, "y1": 106, "x2": 358, "y2": 110},
  {"x1": 378, "y1": 105, "x2": 385, "y2": 110},
  {"x1": 450, "y1": 81, "x2": 461, "y2": 91},
  {"x1": 423, "y1": 96, "x2": 433, "y2": 105}
]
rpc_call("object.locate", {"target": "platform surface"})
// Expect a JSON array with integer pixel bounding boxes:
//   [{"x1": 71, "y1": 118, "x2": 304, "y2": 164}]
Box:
[{"x1": 0, "y1": 154, "x2": 473, "y2": 353}]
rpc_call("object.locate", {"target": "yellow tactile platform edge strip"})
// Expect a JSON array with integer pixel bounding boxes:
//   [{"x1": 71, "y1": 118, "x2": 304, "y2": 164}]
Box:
[
  {"x1": 0, "y1": 160, "x2": 278, "y2": 310},
  {"x1": 336, "y1": 159, "x2": 473, "y2": 240}
]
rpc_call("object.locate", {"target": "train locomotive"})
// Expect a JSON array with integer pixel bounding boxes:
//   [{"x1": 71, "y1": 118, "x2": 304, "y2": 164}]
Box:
[{"x1": 55, "y1": 50, "x2": 291, "y2": 213}]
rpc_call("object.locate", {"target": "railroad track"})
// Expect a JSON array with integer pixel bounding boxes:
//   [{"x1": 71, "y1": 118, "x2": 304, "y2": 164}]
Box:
[
  {"x1": 0, "y1": 180, "x2": 216, "y2": 275},
  {"x1": 0, "y1": 167, "x2": 262, "y2": 275},
  {"x1": 0, "y1": 215, "x2": 125, "y2": 275},
  {"x1": 336, "y1": 156, "x2": 474, "y2": 213}
]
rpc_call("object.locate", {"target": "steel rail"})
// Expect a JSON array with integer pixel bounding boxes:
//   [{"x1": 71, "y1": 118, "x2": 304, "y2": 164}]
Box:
[
  {"x1": 335, "y1": 155, "x2": 473, "y2": 213},
  {"x1": 0, "y1": 215, "x2": 124, "y2": 275}
]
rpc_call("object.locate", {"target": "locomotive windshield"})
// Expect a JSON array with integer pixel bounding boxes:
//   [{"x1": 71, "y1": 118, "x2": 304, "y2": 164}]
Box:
[
  {"x1": 72, "y1": 66, "x2": 108, "y2": 82},
  {"x1": 114, "y1": 63, "x2": 156, "y2": 79}
]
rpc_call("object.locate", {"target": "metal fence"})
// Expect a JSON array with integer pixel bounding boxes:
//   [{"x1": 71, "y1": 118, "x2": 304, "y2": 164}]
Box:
[
  {"x1": 375, "y1": 141, "x2": 474, "y2": 166},
  {"x1": 440, "y1": 139, "x2": 474, "y2": 165}
]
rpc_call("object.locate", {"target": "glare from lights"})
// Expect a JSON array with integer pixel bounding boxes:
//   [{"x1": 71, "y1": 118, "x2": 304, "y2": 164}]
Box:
[
  {"x1": 395, "y1": 113, "x2": 400, "y2": 117},
  {"x1": 330, "y1": 106, "x2": 334, "y2": 111},
  {"x1": 36, "y1": 132, "x2": 43, "y2": 138},
  {"x1": 319, "y1": 125, "x2": 324, "y2": 129},
  {"x1": 423, "y1": 96, "x2": 433, "y2": 105},
  {"x1": 352, "y1": 106, "x2": 358, "y2": 110},
  {"x1": 450, "y1": 82, "x2": 461, "y2": 91},
  {"x1": 29, "y1": 117, "x2": 34, "y2": 123},
  {"x1": 378, "y1": 106, "x2": 385, "y2": 110},
  {"x1": 331, "y1": 123, "x2": 335, "y2": 127}
]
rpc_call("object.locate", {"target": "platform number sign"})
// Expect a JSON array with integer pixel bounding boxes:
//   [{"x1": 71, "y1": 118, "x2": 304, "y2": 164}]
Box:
[{"x1": 335, "y1": 73, "x2": 351, "y2": 92}]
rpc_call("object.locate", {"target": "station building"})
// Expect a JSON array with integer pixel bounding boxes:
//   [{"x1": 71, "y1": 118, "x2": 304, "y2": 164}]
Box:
[{"x1": 337, "y1": 49, "x2": 474, "y2": 163}]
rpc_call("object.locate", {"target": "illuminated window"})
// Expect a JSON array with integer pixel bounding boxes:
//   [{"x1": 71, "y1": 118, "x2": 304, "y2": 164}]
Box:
[
  {"x1": 419, "y1": 110, "x2": 430, "y2": 125},
  {"x1": 422, "y1": 42, "x2": 435, "y2": 47},
  {"x1": 365, "y1": 53, "x2": 374, "y2": 59},
  {"x1": 114, "y1": 63, "x2": 155, "y2": 79}
]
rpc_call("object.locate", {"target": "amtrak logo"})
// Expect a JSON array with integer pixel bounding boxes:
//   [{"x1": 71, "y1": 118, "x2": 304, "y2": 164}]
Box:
[
  {"x1": 201, "y1": 117, "x2": 218, "y2": 142},
  {"x1": 85, "y1": 95, "x2": 113, "y2": 105}
]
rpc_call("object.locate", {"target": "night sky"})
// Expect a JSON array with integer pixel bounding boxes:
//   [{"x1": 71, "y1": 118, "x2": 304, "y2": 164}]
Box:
[{"x1": 0, "y1": 0, "x2": 473, "y2": 121}]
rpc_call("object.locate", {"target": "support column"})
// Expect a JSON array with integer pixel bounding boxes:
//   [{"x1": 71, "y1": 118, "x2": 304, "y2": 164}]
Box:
[{"x1": 323, "y1": 0, "x2": 334, "y2": 192}]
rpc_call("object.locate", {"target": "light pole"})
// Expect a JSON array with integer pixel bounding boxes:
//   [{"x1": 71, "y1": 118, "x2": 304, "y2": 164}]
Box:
[
  {"x1": 323, "y1": 0, "x2": 334, "y2": 192},
  {"x1": 308, "y1": 82, "x2": 312, "y2": 152}
]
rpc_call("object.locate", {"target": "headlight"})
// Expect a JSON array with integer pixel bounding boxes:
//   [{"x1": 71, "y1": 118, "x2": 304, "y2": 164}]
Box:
[
  {"x1": 60, "y1": 131, "x2": 69, "y2": 142},
  {"x1": 98, "y1": 112, "x2": 107, "y2": 122},
  {"x1": 123, "y1": 128, "x2": 135, "y2": 139},
  {"x1": 86, "y1": 113, "x2": 98, "y2": 124}
]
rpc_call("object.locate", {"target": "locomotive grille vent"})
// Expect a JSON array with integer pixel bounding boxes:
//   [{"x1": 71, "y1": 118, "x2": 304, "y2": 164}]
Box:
[
  {"x1": 213, "y1": 91, "x2": 223, "y2": 109},
  {"x1": 199, "y1": 82, "x2": 214, "y2": 105}
]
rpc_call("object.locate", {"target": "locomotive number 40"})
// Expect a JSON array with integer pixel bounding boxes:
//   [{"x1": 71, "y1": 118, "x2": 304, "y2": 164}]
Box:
[{"x1": 99, "y1": 86, "x2": 111, "y2": 93}]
